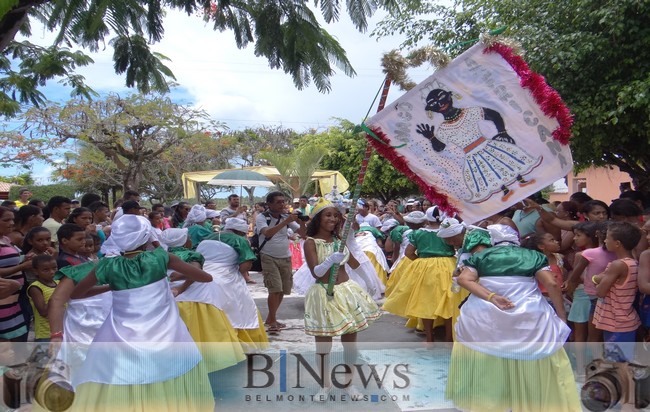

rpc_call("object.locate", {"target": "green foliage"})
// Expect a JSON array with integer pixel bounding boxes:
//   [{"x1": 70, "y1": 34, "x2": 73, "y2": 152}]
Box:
[
  {"x1": 0, "y1": 0, "x2": 401, "y2": 116},
  {"x1": 261, "y1": 144, "x2": 328, "y2": 197},
  {"x1": 8, "y1": 183, "x2": 76, "y2": 201},
  {"x1": 0, "y1": 172, "x2": 33, "y2": 186},
  {"x1": 0, "y1": 41, "x2": 96, "y2": 116},
  {"x1": 23, "y1": 93, "x2": 222, "y2": 191},
  {"x1": 296, "y1": 119, "x2": 418, "y2": 202},
  {"x1": 374, "y1": 0, "x2": 650, "y2": 190}
]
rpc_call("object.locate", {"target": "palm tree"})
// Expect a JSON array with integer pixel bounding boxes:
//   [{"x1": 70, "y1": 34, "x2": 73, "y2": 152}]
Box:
[{"x1": 261, "y1": 144, "x2": 328, "y2": 198}]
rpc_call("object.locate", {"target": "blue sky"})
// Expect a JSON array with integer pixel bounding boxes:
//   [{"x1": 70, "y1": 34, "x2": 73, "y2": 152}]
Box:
[{"x1": 2, "y1": 8, "x2": 432, "y2": 185}]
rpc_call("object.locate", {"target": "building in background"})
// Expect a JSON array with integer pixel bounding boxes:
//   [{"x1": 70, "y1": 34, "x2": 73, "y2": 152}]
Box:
[
  {"x1": 549, "y1": 166, "x2": 631, "y2": 204},
  {"x1": 0, "y1": 182, "x2": 15, "y2": 200}
]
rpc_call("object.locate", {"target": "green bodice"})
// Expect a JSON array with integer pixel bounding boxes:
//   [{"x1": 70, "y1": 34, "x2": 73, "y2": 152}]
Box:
[
  {"x1": 168, "y1": 247, "x2": 205, "y2": 266},
  {"x1": 54, "y1": 261, "x2": 99, "y2": 285},
  {"x1": 203, "y1": 232, "x2": 256, "y2": 264},
  {"x1": 95, "y1": 247, "x2": 169, "y2": 290},
  {"x1": 465, "y1": 246, "x2": 548, "y2": 277},
  {"x1": 409, "y1": 229, "x2": 455, "y2": 258}
]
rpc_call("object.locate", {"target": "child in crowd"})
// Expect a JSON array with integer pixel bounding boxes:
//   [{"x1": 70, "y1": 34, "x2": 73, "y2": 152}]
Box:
[
  {"x1": 27, "y1": 254, "x2": 59, "y2": 342},
  {"x1": 566, "y1": 222, "x2": 613, "y2": 345},
  {"x1": 521, "y1": 232, "x2": 565, "y2": 306},
  {"x1": 22, "y1": 227, "x2": 56, "y2": 283},
  {"x1": 593, "y1": 222, "x2": 642, "y2": 362},
  {"x1": 56, "y1": 223, "x2": 90, "y2": 269},
  {"x1": 66, "y1": 207, "x2": 96, "y2": 234},
  {"x1": 81, "y1": 233, "x2": 100, "y2": 262}
]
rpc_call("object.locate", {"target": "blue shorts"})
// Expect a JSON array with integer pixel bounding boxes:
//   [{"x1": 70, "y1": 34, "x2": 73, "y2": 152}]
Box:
[{"x1": 568, "y1": 287, "x2": 591, "y2": 323}]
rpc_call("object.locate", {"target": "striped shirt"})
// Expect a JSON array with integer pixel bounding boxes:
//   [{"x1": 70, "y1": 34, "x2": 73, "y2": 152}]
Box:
[
  {"x1": 593, "y1": 258, "x2": 640, "y2": 333},
  {"x1": 0, "y1": 236, "x2": 28, "y2": 340}
]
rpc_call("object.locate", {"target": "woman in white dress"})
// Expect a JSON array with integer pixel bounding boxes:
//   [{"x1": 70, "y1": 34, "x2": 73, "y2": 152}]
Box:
[
  {"x1": 197, "y1": 218, "x2": 268, "y2": 349},
  {"x1": 49, "y1": 215, "x2": 215, "y2": 411}
]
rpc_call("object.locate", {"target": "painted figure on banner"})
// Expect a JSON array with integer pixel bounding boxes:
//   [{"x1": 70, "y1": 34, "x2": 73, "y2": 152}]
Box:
[{"x1": 416, "y1": 88, "x2": 541, "y2": 204}]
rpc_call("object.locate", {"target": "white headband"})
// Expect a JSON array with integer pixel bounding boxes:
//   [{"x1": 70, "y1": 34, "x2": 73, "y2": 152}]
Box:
[
  {"x1": 488, "y1": 224, "x2": 520, "y2": 246},
  {"x1": 404, "y1": 211, "x2": 426, "y2": 224},
  {"x1": 109, "y1": 215, "x2": 153, "y2": 252},
  {"x1": 437, "y1": 218, "x2": 464, "y2": 238},
  {"x1": 160, "y1": 228, "x2": 189, "y2": 248},
  {"x1": 182, "y1": 204, "x2": 207, "y2": 228},
  {"x1": 224, "y1": 218, "x2": 249, "y2": 233}
]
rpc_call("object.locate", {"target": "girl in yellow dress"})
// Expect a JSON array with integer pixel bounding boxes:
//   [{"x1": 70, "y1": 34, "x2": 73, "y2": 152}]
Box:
[
  {"x1": 382, "y1": 206, "x2": 457, "y2": 342},
  {"x1": 303, "y1": 198, "x2": 381, "y2": 399}
]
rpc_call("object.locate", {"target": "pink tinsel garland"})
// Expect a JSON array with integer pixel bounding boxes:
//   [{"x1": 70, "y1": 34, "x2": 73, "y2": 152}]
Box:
[
  {"x1": 484, "y1": 43, "x2": 573, "y2": 145},
  {"x1": 364, "y1": 42, "x2": 573, "y2": 211}
]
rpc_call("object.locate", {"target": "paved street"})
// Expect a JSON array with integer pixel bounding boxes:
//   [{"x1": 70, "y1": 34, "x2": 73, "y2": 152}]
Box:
[{"x1": 211, "y1": 271, "x2": 460, "y2": 412}]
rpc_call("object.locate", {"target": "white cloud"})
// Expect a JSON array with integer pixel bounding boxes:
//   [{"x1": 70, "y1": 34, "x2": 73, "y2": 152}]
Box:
[{"x1": 19, "y1": 7, "x2": 433, "y2": 131}]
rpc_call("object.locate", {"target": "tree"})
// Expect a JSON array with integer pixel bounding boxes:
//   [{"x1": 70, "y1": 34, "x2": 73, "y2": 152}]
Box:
[
  {"x1": 0, "y1": 0, "x2": 400, "y2": 116},
  {"x1": 373, "y1": 0, "x2": 650, "y2": 190},
  {"x1": 261, "y1": 144, "x2": 328, "y2": 198},
  {"x1": 225, "y1": 126, "x2": 297, "y2": 168},
  {"x1": 0, "y1": 171, "x2": 33, "y2": 185},
  {"x1": 297, "y1": 119, "x2": 418, "y2": 202},
  {"x1": 141, "y1": 131, "x2": 235, "y2": 202},
  {"x1": 25, "y1": 93, "x2": 222, "y2": 191}
]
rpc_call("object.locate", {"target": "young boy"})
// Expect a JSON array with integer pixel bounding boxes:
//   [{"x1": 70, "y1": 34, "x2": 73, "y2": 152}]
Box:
[
  {"x1": 56, "y1": 223, "x2": 90, "y2": 269},
  {"x1": 27, "y1": 255, "x2": 59, "y2": 342},
  {"x1": 592, "y1": 221, "x2": 642, "y2": 362}
]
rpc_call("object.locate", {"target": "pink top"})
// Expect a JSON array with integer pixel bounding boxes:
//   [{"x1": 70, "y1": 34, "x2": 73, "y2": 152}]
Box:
[
  {"x1": 581, "y1": 246, "x2": 617, "y2": 297},
  {"x1": 593, "y1": 258, "x2": 640, "y2": 333}
]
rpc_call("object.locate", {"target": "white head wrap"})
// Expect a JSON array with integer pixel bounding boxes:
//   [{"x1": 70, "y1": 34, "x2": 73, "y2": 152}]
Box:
[
  {"x1": 99, "y1": 236, "x2": 121, "y2": 257},
  {"x1": 182, "y1": 204, "x2": 207, "y2": 228},
  {"x1": 160, "y1": 228, "x2": 189, "y2": 248},
  {"x1": 205, "y1": 209, "x2": 219, "y2": 219},
  {"x1": 380, "y1": 218, "x2": 399, "y2": 233},
  {"x1": 109, "y1": 215, "x2": 153, "y2": 253},
  {"x1": 224, "y1": 218, "x2": 249, "y2": 234},
  {"x1": 487, "y1": 224, "x2": 520, "y2": 246},
  {"x1": 403, "y1": 211, "x2": 426, "y2": 224},
  {"x1": 425, "y1": 206, "x2": 447, "y2": 223},
  {"x1": 437, "y1": 218, "x2": 464, "y2": 238}
]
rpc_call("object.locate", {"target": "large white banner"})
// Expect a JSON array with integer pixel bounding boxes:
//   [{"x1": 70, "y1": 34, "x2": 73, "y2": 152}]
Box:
[{"x1": 365, "y1": 42, "x2": 573, "y2": 224}]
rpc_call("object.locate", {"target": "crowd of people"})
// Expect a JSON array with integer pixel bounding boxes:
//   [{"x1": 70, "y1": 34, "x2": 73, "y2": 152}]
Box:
[{"x1": 2, "y1": 185, "x2": 650, "y2": 410}]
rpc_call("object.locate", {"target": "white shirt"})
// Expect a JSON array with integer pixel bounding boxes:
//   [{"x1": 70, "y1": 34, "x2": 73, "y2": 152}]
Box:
[{"x1": 355, "y1": 213, "x2": 382, "y2": 228}]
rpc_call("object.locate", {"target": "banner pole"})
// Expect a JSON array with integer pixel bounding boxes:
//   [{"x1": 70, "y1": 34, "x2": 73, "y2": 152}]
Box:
[{"x1": 326, "y1": 77, "x2": 392, "y2": 299}]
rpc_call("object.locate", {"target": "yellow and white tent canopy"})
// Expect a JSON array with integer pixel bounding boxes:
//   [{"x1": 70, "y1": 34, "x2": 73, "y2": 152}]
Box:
[{"x1": 181, "y1": 166, "x2": 349, "y2": 200}]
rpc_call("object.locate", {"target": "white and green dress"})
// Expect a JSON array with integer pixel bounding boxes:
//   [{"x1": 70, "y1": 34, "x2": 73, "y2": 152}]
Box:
[
  {"x1": 446, "y1": 245, "x2": 580, "y2": 412},
  {"x1": 71, "y1": 248, "x2": 214, "y2": 411}
]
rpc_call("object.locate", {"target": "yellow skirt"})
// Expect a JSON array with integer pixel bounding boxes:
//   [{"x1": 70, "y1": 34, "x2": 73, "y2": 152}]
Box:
[
  {"x1": 71, "y1": 362, "x2": 214, "y2": 411},
  {"x1": 177, "y1": 301, "x2": 246, "y2": 372},
  {"x1": 446, "y1": 342, "x2": 581, "y2": 412},
  {"x1": 236, "y1": 310, "x2": 269, "y2": 351},
  {"x1": 365, "y1": 251, "x2": 388, "y2": 286},
  {"x1": 383, "y1": 256, "x2": 461, "y2": 320},
  {"x1": 304, "y1": 281, "x2": 381, "y2": 336},
  {"x1": 385, "y1": 257, "x2": 414, "y2": 297}
]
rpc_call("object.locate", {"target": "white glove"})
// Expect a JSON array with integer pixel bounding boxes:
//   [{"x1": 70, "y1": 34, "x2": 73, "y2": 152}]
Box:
[{"x1": 313, "y1": 252, "x2": 346, "y2": 277}]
